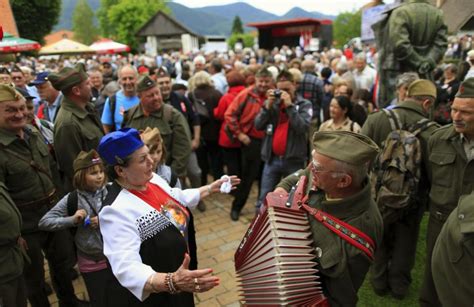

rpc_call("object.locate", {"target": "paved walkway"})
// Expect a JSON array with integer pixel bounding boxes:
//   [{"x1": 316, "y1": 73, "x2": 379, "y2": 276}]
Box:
[{"x1": 45, "y1": 184, "x2": 259, "y2": 306}]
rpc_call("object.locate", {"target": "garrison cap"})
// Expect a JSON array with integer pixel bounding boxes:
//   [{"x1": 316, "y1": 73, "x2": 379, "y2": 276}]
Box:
[
  {"x1": 0, "y1": 84, "x2": 22, "y2": 102},
  {"x1": 137, "y1": 75, "x2": 157, "y2": 93},
  {"x1": 98, "y1": 128, "x2": 144, "y2": 165},
  {"x1": 48, "y1": 63, "x2": 88, "y2": 92},
  {"x1": 456, "y1": 77, "x2": 474, "y2": 98},
  {"x1": 407, "y1": 79, "x2": 437, "y2": 98},
  {"x1": 156, "y1": 66, "x2": 169, "y2": 78},
  {"x1": 312, "y1": 131, "x2": 379, "y2": 165},
  {"x1": 140, "y1": 127, "x2": 162, "y2": 148},
  {"x1": 73, "y1": 150, "x2": 103, "y2": 173}
]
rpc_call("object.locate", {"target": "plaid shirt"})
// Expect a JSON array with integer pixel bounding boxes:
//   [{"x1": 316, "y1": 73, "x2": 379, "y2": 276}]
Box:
[{"x1": 298, "y1": 72, "x2": 324, "y2": 118}]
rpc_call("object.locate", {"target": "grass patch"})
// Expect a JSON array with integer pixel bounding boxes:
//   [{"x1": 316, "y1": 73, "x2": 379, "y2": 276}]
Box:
[{"x1": 357, "y1": 213, "x2": 429, "y2": 307}]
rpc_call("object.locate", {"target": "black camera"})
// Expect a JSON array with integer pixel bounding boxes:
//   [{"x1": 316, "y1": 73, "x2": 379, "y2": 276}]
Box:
[{"x1": 273, "y1": 89, "x2": 282, "y2": 99}]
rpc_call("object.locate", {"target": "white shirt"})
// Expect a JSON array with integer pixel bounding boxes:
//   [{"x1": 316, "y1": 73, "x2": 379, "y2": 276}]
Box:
[{"x1": 353, "y1": 66, "x2": 376, "y2": 91}]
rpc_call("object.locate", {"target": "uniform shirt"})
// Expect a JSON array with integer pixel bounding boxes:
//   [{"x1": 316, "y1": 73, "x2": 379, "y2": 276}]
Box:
[
  {"x1": 54, "y1": 97, "x2": 104, "y2": 192},
  {"x1": 122, "y1": 103, "x2": 191, "y2": 178},
  {"x1": 101, "y1": 90, "x2": 140, "y2": 131},
  {"x1": 461, "y1": 134, "x2": 474, "y2": 161}
]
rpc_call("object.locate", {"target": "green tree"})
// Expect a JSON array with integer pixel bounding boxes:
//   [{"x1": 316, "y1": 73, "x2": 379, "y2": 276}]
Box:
[
  {"x1": 333, "y1": 11, "x2": 362, "y2": 49},
  {"x1": 72, "y1": 0, "x2": 99, "y2": 45},
  {"x1": 97, "y1": 0, "x2": 120, "y2": 37},
  {"x1": 231, "y1": 15, "x2": 244, "y2": 34},
  {"x1": 107, "y1": 0, "x2": 169, "y2": 50},
  {"x1": 228, "y1": 33, "x2": 254, "y2": 50},
  {"x1": 11, "y1": 0, "x2": 61, "y2": 44}
]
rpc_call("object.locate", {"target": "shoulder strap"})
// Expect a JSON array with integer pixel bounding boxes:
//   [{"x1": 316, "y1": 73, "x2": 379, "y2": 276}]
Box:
[
  {"x1": 350, "y1": 121, "x2": 355, "y2": 132},
  {"x1": 169, "y1": 170, "x2": 178, "y2": 187},
  {"x1": 411, "y1": 118, "x2": 437, "y2": 136},
  {"x1": 109, "y1": 94, "x2": 117, "y2": 131},
  {"x1": 0, "y1": 144, "x2": 53, "y2": 181},
  {"x1": 67, "y1": 190, "x2": 78, "y2": 216},
  {"x1": 301, "y1": 203, "x2": 375, "y2": 260},
  {"x1": 383, "y1": 109, "x2": 401, "y2": 131},
  {"x1": 163, "y1": 103, "x2": 173, "y2": 126}
]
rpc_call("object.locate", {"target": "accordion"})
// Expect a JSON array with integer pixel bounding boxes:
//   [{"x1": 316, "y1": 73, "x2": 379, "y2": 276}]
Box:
[{"x1": 234, "y1": 176, "x2": 328, "y2": 306}]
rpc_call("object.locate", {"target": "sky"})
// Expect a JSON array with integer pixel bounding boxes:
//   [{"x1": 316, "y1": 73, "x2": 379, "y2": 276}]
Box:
[{"x1": 172, "y1": 0, "x2": 395, "y2": 16}]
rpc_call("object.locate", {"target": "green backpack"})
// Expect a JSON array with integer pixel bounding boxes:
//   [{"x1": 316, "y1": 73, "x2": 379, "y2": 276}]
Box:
[{"x1": 370, "y1": 109, "x2": 435, "y2": 220}]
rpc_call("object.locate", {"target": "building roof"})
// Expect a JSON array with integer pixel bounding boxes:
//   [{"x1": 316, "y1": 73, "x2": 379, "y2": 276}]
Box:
[
  {"x1": 436, "y1": 0, "x2": 473, "y2": 32},
  {"x1": 44, "y1": 30, "x2": 75, "y2": 46},
  {"x1": 247, "y1": 18, "x2": 332, "y2": 29},
  {"x1": 136, "y1": 10, "x2": 200, "y2": 38},
  {"x1": 0, "y1": 0, "x2": 18, "y2": 37}
]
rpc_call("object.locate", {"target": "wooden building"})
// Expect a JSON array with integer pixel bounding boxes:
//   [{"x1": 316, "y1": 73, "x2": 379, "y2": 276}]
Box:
[{"x1": 136, "y1": 11, "x2": 200, "y2": 55}]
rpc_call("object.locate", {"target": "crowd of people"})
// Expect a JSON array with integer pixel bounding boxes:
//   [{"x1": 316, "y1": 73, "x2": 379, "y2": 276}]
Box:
[{"x1": 0, "y1": 26, "x2": 474, "y2": 307}]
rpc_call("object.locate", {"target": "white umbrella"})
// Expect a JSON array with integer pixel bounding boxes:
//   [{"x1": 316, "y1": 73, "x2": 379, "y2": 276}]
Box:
[
  {"x1": 39, "y1": 39, "x2": 93, "y2": 55},
  {"x1": 90, "y1": 39, "x2": 130, "y2": 54}
]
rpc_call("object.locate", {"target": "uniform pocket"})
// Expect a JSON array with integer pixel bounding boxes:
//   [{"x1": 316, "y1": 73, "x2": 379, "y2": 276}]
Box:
[{"x1": 429, "y1": 152, "x2": 456, "y2": 188}]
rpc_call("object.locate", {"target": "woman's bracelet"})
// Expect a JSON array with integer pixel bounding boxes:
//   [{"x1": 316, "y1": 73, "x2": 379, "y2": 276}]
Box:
[
  {"x1": 207, "y1": 184, "x2": 212, "y2": 194},
  {"x1": 165, "y1": 272, "x2": 179, "y2": 294}
]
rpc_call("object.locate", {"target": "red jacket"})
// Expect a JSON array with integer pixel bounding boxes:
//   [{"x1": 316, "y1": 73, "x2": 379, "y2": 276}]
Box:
[
  {"x1": 214, "y1": 85, "x2": 246, "y2": 148},
  {"x1": 224, "y1": 86, "x2": 266, "y2": 140}
]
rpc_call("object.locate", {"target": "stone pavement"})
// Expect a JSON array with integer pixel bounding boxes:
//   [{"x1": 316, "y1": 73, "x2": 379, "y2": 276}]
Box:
[{"x1": 44, "y1": 183, "x2": 259, "y2": 307}]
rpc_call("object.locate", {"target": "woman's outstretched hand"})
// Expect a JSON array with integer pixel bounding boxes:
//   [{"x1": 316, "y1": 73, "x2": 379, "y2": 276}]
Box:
[{"x1": 173, "y1": 254, "x2": 220, "y2": 293}]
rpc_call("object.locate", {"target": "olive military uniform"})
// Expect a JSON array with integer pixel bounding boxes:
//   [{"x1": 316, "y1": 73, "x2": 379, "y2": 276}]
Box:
[
  {"x1": 277, "y1": 166, "x2": 383, "y2": 306},
  {"x1": 54, "y1": 96, "x2": 104, "y2": 192},
  {"x1": 361, "y1": 97, "x2": 438, "y2": 296},
  {"x1": 432, "y1": 192, "x2": 474, "y2": 306},
  {"x1": 122, "y1": 103, "x2": 192, "y2": 178},
  {"x1": 0, "y1": 126, "x2": 77, "y2": 307},
  {"x1": 372, "y1": 0, "x2": 447, "y2": 107},
  {"x1": 420, "y1": 124, "x2": 474, "y2": 306},
  {"x1": 0, "y1": 182, "x2": 27, "y2": 307}
]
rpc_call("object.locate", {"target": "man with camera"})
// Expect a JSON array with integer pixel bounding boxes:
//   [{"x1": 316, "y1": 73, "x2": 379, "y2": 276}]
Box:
[{"x1": 254, "y1": 69, "x2": 312, "y2": 210}]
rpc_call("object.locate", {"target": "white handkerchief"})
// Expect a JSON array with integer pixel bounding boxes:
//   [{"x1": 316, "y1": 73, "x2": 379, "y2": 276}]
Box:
[{"x1": 220, "y1": 175, "x2": 232, "y2": 193}]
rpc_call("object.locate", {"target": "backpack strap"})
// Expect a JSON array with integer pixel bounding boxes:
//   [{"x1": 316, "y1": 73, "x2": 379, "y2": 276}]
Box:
[
  {"x1": 169, "y1": 170, "x2": 179, "y2": 188},
  {"x1": 410, "y1": 118, "x2": 437, "y2": 136},
  {"x1": 109, "y1": 94, "x2": 117, "y2": 131},
  {"x1": 162, "y1": 103, "x2": 173, "y2": 126},
  {"x1": 301, "y1": 203, "x2": 375, "y2": 260},
  {"x1": 66, "y1": 190, "x2": 78, "y2": 216},
  {"x1": 383, "y1": 109, "x2": 402, "y2": 131}
]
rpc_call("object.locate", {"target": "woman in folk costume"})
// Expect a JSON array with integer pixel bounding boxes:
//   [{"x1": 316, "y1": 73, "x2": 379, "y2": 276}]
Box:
[{"x1": 97, "y1": 128, "x2": 238, "y2": 306}]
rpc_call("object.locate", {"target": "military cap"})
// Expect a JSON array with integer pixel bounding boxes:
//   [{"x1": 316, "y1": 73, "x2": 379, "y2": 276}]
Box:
[
  {"x1": 407, "y1": 79, "x2": 437, "y2": 98},
  {"x1": 98, "y1": 128, "x2": 144, "y2": 165},
  {"x1": 456, "y1": 77, "x2": 474, "y2": 98},
  {"x1": 140, "y1": 127, "x2": 162, "y2": 148},
  {"x1": 48, "y1": 63, "x2": 88, "y2": 91},
  {"x1": 73, "y1": 149, "x2": 103, "y2": 173},
  {"x1": 15, "y1": 87, "x2": 35, "y2": 100},
  {"x1": 156, "y1": 66, "x2": 169, "y2": 78},
  {"x1": 136, "y1": 75, "x2": 157, "y2": 92},
  {"x1": 312, "y1": 131, "x2": 379, "y2": 165},
  {"x1": 0, "y1": 84, "x2": 22, "y2": 102},
  {"x1": 29, "y1": 72, "x2": 50, "y2": 86}
]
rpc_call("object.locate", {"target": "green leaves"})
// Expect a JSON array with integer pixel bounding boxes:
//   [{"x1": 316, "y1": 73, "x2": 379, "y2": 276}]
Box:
[
  {"x1": 231, "y1": 16, "x2": 244, "y2": 34},
  {"x1": 333, "y1": 11, "x2": 362, "y2": 49},
  {"x1": 72, "y1": 0, "x2": 99, "y2": 45}
]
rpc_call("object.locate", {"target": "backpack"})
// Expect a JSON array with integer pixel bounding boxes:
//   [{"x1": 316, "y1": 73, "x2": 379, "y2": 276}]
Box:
[
  {"x1": 370, "y1": 109, "x2": 436, "y2": 218},
  {"x1": 108, "y1": 94, "x2": 117, "y2": 131}
]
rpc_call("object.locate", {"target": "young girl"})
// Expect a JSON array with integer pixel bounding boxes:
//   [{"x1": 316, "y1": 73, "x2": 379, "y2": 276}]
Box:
[{"x1": 38, "y1": 150, "x2": 110, "y2": 307}]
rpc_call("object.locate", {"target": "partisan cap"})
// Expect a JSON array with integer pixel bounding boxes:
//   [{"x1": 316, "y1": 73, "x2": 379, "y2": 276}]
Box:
[
  {"x1": 456, "y1": 77, "x2": 474, "y2": 98},
  {"x1": 73, "y1": 150, "x2": 103, "y2": 173},
  {"x1": 140, "y1": 127, "x2": 162, "y2": 148},
  {"x1": 48, "y1": 63, "x2": 88, "y2": 91},
  {"x1": 156, "y1": 66, "x2": 169, "y2": 78},
  {"x1": 98, "y1": 128, "x2": 144, "y2": 165},
  {"x1": 29, "y1": 72, "x2": 50, "y2": 86},
  {"x1": 312, "y1": 131, "x2": 379, "y2": 165},
  {"x1": 136, "y1": 75, "x2": 157, "y2": 92},
  {"x1": 407, "y1": 79, "x2": 437, "y2": 98},
  {"x1": 0, "y1": 84, "x2": 22, "y2": 102}
]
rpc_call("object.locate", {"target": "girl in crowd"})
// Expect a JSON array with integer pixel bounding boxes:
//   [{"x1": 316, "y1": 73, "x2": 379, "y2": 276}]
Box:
[
  {"x1": 319, "y1": 95, "x2": 361, "y2": 133},
  {"x1": 39, "y1": 150, "x2": 111, "y2": 307}
]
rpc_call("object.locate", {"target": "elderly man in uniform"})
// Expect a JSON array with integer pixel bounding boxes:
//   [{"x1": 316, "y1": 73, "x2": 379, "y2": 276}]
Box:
[
  {"x1": 274, "y1": 131, "x2": 383, "y2": 306},
  {"x1": 372, "y1": 0, "x2": 447, "y2": 107},
  {"x1": 362, "y1": 79, "x2": 439, "y2": 299},
  {"x1": 431, "y1": 191, "x2": 474, "y2": 306},
  {"x1": 50, "y1": 64, "x2": 105, "y2": 193},
  {"x1": 122, "y1": 75, "x2": 192, "y2": 180},
  {"x1": 0, "y1": 85, "x2": 79, "y2": 307},
  {"x1": 420, "y1": 77, "x2": 474, "y2": 306}
]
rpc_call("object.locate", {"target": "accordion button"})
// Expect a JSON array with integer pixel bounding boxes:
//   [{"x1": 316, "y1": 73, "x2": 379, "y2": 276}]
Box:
[{"x1": 315, "y1": 247, "x2": 323, "y2": 258}]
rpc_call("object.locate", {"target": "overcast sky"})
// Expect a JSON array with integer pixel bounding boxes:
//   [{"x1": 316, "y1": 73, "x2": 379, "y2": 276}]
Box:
[{"x1": 172, "y1": 0, "x2": 394, "y2": 16}]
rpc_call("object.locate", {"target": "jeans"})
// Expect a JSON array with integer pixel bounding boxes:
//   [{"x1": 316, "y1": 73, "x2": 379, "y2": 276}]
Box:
[{"x1": 257, "y1": 157, "x2": 305, "y2": 209}]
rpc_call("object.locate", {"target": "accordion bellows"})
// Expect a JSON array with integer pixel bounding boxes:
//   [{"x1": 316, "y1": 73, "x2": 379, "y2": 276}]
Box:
[{"x1": 234, "y1": 177, "x2": 328, "y2": 306}]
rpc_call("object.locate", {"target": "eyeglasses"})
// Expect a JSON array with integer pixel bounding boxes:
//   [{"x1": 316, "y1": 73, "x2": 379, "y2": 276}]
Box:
[{"x1": 311, "y1": 160, "x2": 345, "y2": 175}]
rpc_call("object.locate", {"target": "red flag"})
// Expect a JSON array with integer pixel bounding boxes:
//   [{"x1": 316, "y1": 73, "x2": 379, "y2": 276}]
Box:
[{"x1": 0, "y1": 26, "x2": 3, "y2": 41}]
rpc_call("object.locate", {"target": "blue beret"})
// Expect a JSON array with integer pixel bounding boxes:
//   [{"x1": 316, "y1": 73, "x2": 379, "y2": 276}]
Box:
[
  {"x1": 29, "y1": 72, "x2": 50, "y2": 86},
  {"x1": 98, "y1": 128, "x2": 144, "y2": 165}
]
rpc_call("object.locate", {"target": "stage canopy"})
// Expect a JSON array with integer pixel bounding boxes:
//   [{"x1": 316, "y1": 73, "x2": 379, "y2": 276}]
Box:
[{"x1": 39, "y1": 38, "x2": 93, "y2": 55}]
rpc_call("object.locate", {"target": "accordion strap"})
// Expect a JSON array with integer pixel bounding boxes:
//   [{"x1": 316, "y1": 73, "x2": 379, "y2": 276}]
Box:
[{"x1": 301, "y1": 203, "x2": 375, "y2": 260}]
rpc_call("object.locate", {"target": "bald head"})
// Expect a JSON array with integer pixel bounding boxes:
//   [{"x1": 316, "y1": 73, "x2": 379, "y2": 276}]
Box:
[{"x1": 301, "y1": 60, "x2": 316, "y2": 73}]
